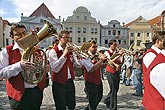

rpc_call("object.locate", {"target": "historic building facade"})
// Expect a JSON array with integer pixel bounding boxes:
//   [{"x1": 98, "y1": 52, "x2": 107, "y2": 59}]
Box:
[
  {"x1": 101, "y1": 20, "x2": 129, "y2": 48},
  {"x1": 62, "y1": 6, "x2": 100, "y2": 46},
  {"x1": 19, "y1": 3, "x2": 62, "y2": 48},
  {"x1": 126, "y1": 16, "x2": 152, "y2": 50},
  {"x1": 0, "y1": 17, "x2": 12, "y2": 47},
  {"x1": 0, "y1": 17, "x2": 3, "y2": 47}
]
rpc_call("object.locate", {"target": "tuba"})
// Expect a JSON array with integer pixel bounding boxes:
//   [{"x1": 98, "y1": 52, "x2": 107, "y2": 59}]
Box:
[{"x1": 17, "y1": 20, "x2": 57, "y2": 84}]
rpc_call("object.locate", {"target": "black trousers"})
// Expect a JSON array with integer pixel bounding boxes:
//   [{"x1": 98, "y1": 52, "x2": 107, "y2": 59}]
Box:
[
  {"x1": 104, "y1": 71, "x2": 120, "y2": 110},
  {"x1": 85, "y1": 81, "x2": 103, "y2": 110},
  {"x1": 9, "y1": 86, "x2": 43, "y2": 110},
  {"x1": 52, "y1": 79, "x2": 76, "y2": 110}
]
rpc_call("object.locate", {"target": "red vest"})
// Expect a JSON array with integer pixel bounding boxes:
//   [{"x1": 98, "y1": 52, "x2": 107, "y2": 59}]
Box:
[
  {"x1": 142, "y1": 53, "x2": 165, "y2": 110},
  {"x1": 52, "y1": 46, "x2": 74, "y2": 84},
  {"x1": 142, "y1": 48, "x2": 158, "y2": 87},
  {"x1": 6, "y1": 45, "x2": 46, "y2": 102},
  {"x1": 84, "y1": 59, "x2": 102, "y2": 85},
  {"x1": 105, "y1": 50, "x2": 120, "y2": 74}
]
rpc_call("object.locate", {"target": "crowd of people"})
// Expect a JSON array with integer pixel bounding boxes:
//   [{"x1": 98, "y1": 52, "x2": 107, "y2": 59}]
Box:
[{"x1": 0, "y1": 22, "x2": 165, "y2": 110}]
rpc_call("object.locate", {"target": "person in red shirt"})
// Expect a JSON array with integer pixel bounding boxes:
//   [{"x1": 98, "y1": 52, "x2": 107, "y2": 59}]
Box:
[
  {"x1": 49, "y1": 30, "x2": 79, "y2": 110},
  {"x1": 80, "y1": 40, "x2": 107, "y2": 110},
  {"x1": 103, "y1": 39, "x2": 123, "y2": 110},
  {"x1": 0, "y1": 23, "x2": 49, "y2": 110}
]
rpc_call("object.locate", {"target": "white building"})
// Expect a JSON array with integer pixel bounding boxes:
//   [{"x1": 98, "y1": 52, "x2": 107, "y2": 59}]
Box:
[
  {"x1": 3, "y1": 21, "x2": 13, "y2": 47},
  {"x1": 0, "y1": 17, "x2": 3, "y2": 47},
  {"x1": 20, "y1": 3, "x2": 62, "y2": 48},
  {"x1": 101, "y1": 20, "x2": 129, "y2": 48},
  {"x1": 62, "y1": 6, "x2": 100, "y2": 46},
  {"x1": 0, "y1": 18, "x2": 12, "y2": 48}
]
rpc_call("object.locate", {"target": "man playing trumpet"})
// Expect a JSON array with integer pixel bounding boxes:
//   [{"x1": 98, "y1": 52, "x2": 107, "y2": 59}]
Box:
[
  {"x1": 103, "y1": 39, "x2": 124, "y2": 110},
  {"x1": 49, "y1": 30, "x2": 81, "y2": 110},
  {"x1": 79, "y1": 40, "x2": 107, "y2": 110}
]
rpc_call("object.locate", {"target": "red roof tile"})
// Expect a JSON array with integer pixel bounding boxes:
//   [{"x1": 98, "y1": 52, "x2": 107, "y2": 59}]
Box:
[
  {"x1": 29, "y1": 3, "x2": 55, "y2": 19},
  {"x1": 148, "y1": 16, "x2": 161, "y2": 26}
]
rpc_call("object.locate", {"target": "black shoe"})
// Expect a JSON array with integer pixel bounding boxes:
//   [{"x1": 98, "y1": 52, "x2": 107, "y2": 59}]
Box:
[{"x1": 132, "y1": 93, "x2": 143, "y2": 97}]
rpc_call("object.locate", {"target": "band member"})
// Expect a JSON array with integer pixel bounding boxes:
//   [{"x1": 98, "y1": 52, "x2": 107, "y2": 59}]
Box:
[
  {"x1": 49, "y1": 30, "x2": 79, "y2": 110},
  {"x1": 80, "y1": 40, "x2": 107, "y2": 110},
  {"x1": 143, "y1": 37, "x2": 165, "y2": 109},
  {"x1": 103, "y1": 39, "x2": 123, "y2": 110},
  {"x1": 142, "y1": 33, "x2": 164, "y2": 108},
  {"x1": 0, "y1": 23, "x2": 49, "y2": 110}
]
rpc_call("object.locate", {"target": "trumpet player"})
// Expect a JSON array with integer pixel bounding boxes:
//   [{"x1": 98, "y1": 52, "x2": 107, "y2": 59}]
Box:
[
  {"x1": 79, "y1": 40, "x2": 107, "y2": 110},
  {"x1": 103, "y1": 39, "x2": 124, "y2": 110},
  {"x1": 49, "y1": 30, "x2": 81, "y2": 110},
  {"x1": 0, "y1": 23, "x2": 50, "y2": 110}
]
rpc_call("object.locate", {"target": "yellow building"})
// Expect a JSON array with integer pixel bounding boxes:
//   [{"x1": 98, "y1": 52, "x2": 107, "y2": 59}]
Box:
[{"x1": 126, "y1": 16, "x2": 152, "y2": 50}]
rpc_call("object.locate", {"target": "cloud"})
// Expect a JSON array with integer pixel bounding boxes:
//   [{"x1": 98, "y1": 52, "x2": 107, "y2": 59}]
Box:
[
  {"x1": 4, "y1": 0, "x2": 165, "y2": 24},
  {"x1": 0, "y1": 9, "x2": 6, "y2": 15}
]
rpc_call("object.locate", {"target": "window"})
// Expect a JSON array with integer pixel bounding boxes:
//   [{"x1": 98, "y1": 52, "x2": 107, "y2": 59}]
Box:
[
  {"x1": 6, "y1": 39, "x2": 9, "y2": 45},
  {"x1": 69, "y1": 27, "x2": 72, "y2": 33},
  {"x1": 66, "y1": 27, "x2": 68, "y2": 30},
  {"x1": 83, "y1": 37, "x2": 86, "y2": 42},
  {"x1": 83, "y1": 28, "x2": 86, "y2": 33},
  {"x1": 146, "y1": 33, "x2": 150, "y2": 37},
  {"x1": 108, "y1": 30, "x2": 111, "y2": 35},
  {"x1": 123, "y1": 40, "x2": 126, "y2": 45},
  {"x1": 77, "y1": 16, "x2": 79, "y2": 20},
  {"x1": 95, "y1": 28, "x2": 97, "y2": 34},
  {"x1": 84, "y1": 16, "x2": 87, "y2": 20},
  {"x1": 77, "y1": 27, "x2": 81, "y2": 33},
  {"x1": 112, "y1": 30, "x2": 116, "y2": 35},
  {"x1": 118, "y1": 31, "x2": 120, "y2": 35},
  {"x1": 78, "y1": 37, "x2": 81, "y2": 43},
  {"x1": 130, "y1": 33, "x2": 134, "y2": 37},
  {"x1": 40, "y1": 19, "x2": 44, "y2": 23},
  {"x1": 91, "y1": 28, "x2": 94, "y2": 34},
  {"x1": 118, "y1": 40, "x2": 121, "y2": 45},
  {"x1": 130, "y1": 40, "x2": 134, "y2": 45},
  {"x1": 95, "y1": 38, "x2": 97, "y2": 42},
  {"x1": 137, "y1": 33, "x2": 141, "y2": 37},
  {"x1": 113, "y1": 24, "x2": 115, "y2": 27},
  {"x1": 137, "y1": 40, "x2": 141, "y2": 46},
  {"x1": 105, "y1": 40, "x2": 108, "y2": 44}
]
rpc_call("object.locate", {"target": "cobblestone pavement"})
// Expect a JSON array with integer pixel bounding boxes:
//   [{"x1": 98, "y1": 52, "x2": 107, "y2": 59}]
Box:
[{"x1": 0, "y1": 77, "x2": 144, "y2": 110}]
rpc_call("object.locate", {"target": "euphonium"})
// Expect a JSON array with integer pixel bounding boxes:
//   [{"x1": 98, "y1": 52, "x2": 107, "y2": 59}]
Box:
[{"x1": 18, "y1": 20, "x2": 57, "y2": 84}]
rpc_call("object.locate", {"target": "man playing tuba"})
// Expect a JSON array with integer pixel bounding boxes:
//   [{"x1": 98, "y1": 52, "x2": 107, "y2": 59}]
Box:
[{"x1": 0, "y1": 23, "x2": 50, "y2": 110}]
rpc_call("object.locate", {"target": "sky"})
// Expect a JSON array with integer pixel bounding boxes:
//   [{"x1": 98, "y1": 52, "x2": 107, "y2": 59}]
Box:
[{"x1": 0, "y1": 0, "x2": 165, "y2": 25}]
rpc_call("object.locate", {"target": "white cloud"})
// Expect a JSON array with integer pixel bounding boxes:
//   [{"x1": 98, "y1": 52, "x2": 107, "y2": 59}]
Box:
[
  {"x1": 4, "y1": 18, "x2": 21, "y2": 23},
  {"x1": 7, "y1": 0, "x2": 165, "y2": 24},
  {"x1": 0, "y1": 9, "x2": 6, "y2": 15}
]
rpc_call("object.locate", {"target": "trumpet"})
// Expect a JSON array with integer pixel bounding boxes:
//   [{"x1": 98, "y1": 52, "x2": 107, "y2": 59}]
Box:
[
  {"x1": 66, "y1": 42, "x2": 92, "y2": 59},
  {"x1": 117, "y1": 47, "x2": 134, "y2": 55},
  {"x1": 106, "y1": 53, "x2": 120, "y2": 68}
]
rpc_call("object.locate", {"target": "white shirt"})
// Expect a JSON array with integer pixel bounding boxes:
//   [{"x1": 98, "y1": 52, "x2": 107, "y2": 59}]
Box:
[
  {"x1": 150, "y1": 50, "x2": 165, "y2": 99},
  {"x1": 143, "y1": 45, "x2": 161, "y2": 68},
  {"x1": 0, "y1": 43, "x2": 36, "y2": 88},
  {"x1": 123, "y1": 54, "x2": 133, "y2": 68},
  {"x1": 49, "y1": 44, "x2": 80, "y2": 79},
  {"x1": 79, "y1": 51, "x2": 94, "y2": 72},
  {"x1": 104, "y1": 48, "x2": 114, "y2": 59}
]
